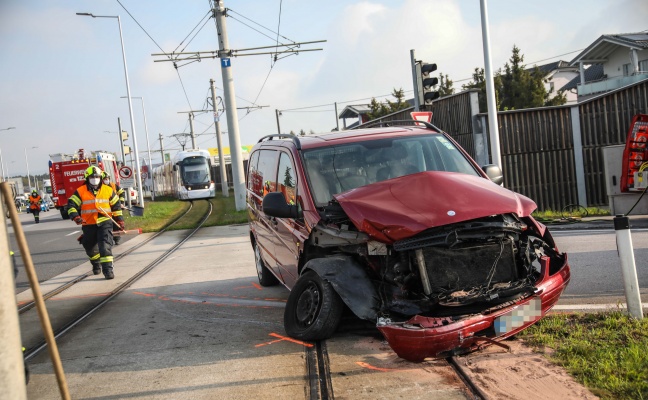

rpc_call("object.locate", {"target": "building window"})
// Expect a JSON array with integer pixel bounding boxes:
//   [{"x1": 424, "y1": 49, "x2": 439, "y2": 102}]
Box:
[
  {"x1": 639, "y1": 59, "x2": 648, "y2": 73},
  {"x1": 623, "y1": 63, "x2": 631, "y2": 76}
]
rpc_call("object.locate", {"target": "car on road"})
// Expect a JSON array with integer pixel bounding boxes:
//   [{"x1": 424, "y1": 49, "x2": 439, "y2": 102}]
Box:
[{"x1": 246, "y1": 121, "x2": 570, "y2": 362}]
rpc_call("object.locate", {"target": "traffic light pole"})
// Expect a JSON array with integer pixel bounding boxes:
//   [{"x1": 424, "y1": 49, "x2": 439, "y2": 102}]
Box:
[
  {"x1": 213, "y1": 1, "x2": 246, "y2": 211},
  {"x1": 410, "y1": 50, "x2": 421, "y2": 111}
]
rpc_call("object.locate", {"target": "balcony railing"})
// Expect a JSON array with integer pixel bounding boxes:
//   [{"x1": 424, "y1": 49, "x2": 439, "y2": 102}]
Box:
[{"x1": 578, "y1": 73, "x2": 648, "y2": 96}]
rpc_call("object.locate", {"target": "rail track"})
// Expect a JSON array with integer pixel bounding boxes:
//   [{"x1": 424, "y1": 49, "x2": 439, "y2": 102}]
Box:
[
  {"x1": 306, "y1": 339, "x2": 487, "y2": 400},
  {"x1": 18, "y1": 202, "x2": 196, "y2": 314},
  {"x1": 21, "y1": 200, "x2": 213, "y2": 361}
]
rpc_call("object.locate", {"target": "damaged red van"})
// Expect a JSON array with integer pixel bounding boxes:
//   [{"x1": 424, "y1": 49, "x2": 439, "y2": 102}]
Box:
[{"x1": 246, "y1": 121, "x2": 570, "y2": 362}]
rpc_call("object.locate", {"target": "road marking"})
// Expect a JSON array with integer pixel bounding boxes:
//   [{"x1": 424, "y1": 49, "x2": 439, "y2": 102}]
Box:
[
  {"x1": 255, "y1": 332, "x2": 313, "y2": 348},
  {"x1": 356, "y1": 362, "x2": 395, "y2": 372},
  {"x1": 66, "y1": 230, "x2": 81, "y2": 236}
]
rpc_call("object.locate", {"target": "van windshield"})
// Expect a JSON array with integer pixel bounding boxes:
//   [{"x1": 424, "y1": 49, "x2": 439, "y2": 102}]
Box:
[{"x1": 302, "y1": 135, "x2": 480, "y2": 206}]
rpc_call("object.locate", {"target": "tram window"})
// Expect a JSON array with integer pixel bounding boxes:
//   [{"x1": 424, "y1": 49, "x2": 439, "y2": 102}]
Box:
[{"x1": 181, "y1": 157, "x2": 210, "y2": 185}]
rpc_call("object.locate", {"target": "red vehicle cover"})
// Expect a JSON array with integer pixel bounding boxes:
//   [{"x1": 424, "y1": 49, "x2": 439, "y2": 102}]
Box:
[
  {"x1": 620, "y1": 114, "x2": 648, "y2": 192},
  {"x1": 49, "y1": 161, "x2": 90, "y2": 209}
]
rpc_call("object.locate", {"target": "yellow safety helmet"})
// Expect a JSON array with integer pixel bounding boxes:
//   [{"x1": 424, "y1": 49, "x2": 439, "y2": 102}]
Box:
[{"x1": 84, "y1": 166, "x2": 103, "y2": 179}]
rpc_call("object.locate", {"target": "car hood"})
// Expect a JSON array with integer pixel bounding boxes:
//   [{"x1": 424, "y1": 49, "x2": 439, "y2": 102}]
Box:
[{"x1": 333, "y1": 171, "x2": 537, "y2": 243}]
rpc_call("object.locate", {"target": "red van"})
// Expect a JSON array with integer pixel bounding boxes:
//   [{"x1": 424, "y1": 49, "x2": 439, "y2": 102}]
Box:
[{"x1": 246, "y1": 121, "x2": 570, "y2": 361}]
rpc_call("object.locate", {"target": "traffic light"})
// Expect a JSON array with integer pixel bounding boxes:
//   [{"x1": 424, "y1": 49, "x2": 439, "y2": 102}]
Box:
[{"x1": 420, "y1": 62, "x2": 439, "y2": 104}]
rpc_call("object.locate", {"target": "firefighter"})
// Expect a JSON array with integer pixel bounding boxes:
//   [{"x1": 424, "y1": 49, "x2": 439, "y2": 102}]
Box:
[
  {"x1": 28, "y1": 189, "x2": 42, "y2": 223},
  {"x1": 102, "y1": 171, "x2": 126, "y2": 245},
  {"x1": 67, "y1": 166, "x2": 124, "y2": 279}
]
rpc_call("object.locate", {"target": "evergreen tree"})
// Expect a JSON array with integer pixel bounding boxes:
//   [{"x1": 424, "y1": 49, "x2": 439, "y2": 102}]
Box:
[
  {"x1": 367, "y1": 88, "x2": 411, "y2": 120},
  {"x1": 438, "y1": 73, "x2": 454, "y2": 97},
  {"x1": 463, "y1": 45, "x2": 566, "y2": 112}
]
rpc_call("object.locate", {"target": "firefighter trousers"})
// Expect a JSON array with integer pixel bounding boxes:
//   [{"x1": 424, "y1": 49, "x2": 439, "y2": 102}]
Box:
[{"x1": 81, "y1": 221, "x2": 114, "y2": 271}]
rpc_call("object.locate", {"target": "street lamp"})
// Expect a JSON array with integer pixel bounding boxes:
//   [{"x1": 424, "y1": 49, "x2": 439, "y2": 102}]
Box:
[
  {"x1": 24, "y1": 146, "x2": 38, "y2": 190},
  {"x1": 0, "y1": 127, "x2": 15, "y2": 181},
  {"x1": 121, "y1": 96, "x2": 154, "y2": 200},
  {"x1": 77, "y1": 12, "x2": 145, "y2": 207}
]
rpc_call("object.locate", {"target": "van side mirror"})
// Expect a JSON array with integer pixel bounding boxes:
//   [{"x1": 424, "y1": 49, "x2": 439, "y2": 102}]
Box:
[
  {"x1": 263, "y1": 192, "x2": 300, "y2": 219},
  {"x1": 482, "y1": 164, "x2": 504, "y2": 185}
]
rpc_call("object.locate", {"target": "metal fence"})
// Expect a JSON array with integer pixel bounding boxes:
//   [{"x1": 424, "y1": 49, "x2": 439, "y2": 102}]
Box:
[{"x1": 353, "y1": 79, "x2": 648, "y2": 211}]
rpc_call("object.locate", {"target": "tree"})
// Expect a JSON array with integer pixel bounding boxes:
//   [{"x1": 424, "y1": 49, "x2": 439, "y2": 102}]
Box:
[
  {"x1": 367, "y1": 88, "x2": 411, "y2": 120},
  {"x1": 438, "y1": 73, "x2": 455, "y2": 97},
  {"x1": 463, "y1": 45, "x2": 566, "y2": 112},
  {"x1": 462, "y1": 67, "x2": 502, "y2": 113}
]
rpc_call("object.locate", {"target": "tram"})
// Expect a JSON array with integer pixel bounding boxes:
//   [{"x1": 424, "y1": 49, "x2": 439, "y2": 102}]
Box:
[{"x1": 153, "y1": 149, "x2": 216, "y2": 200}]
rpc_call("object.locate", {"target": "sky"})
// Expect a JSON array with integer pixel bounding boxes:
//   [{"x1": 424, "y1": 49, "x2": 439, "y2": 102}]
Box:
[{"x1": 0, "y1": 0, "x2": 645, "y2": 177}]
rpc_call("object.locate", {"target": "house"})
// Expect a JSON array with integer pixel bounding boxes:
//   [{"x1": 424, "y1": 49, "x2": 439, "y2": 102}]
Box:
[
  {"x1": 569, "y1": 32, "x2": 648, "y2": 99},
  {"x1": 338, "y1": 104, "x2": 372, "y2": 129},
  {"x1": 527, "y1": 60, "x2": 580, "y2": 104}
]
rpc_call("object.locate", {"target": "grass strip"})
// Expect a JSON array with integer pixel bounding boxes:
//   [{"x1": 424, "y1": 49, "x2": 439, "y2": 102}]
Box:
[{"x1": 520, "y1": 311, "x2": 648, "y2": 400}]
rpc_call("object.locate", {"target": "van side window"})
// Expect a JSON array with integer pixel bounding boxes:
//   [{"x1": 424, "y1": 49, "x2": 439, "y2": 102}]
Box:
[
  {"x1": 257, "y1": 150, "x2": 278, "y2": 197},
  {"x1": 277, "y1": 152, "x2": 297, "y2": 205},
  {"x1": 247, "y1": 151, "x2": 260, "y2": 191}
]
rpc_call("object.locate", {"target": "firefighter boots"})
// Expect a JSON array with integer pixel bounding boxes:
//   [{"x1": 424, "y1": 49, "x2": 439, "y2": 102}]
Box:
[
  {"x1": 103, "y1": 266, "x2": 114, "y2": 280},
  {"x1": 92, "y1": 263, "x2": 101, "y2": 275}
]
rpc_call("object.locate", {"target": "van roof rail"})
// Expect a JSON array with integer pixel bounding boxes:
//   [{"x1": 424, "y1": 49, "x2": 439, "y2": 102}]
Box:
[
  {"x1": 257, "y1": 134, "x2": 301, "y2": 150},
  {"x1": 358, "y1": 119, "x2": 443, "y2": 132}
]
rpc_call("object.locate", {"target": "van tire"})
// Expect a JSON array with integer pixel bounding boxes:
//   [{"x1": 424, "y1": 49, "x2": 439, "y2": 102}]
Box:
[
  {"x1": 254, "y1": 242, "x2": 279, "y2": 286},
  {"x1": 284, "y1": 270, "x2": 343, "y2": 341}
]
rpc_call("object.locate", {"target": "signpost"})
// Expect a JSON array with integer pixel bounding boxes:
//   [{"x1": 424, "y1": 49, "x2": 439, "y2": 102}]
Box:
[{"x1": 119, "y1": 166, "x2": 135, "y2": 188}]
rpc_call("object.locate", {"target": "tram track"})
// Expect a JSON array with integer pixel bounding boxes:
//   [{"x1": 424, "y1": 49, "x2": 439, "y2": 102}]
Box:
[
  {"x1": 18, "y1": 202, "x2": 195, "y2": 314},
  {"x1": 22, "y1": 200, "x2": 212, "y2": 361},
  {"x1": 305, "y1": 340, "x2": 487, "y2": 400}
]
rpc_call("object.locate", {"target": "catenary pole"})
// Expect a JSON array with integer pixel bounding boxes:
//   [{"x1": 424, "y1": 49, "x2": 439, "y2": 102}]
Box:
[
  {"x1": 213, "y1": 1, "x2": 246, "y2": 211},
  {"x1": 158, "y1": 133, "x2": 165, "y2": 164},
  {"x1": 211, "y1": 79, "x2": 229, "y2": 196},
  {"x1": 479, "y1": 0, "x2": 502, "y2": 169},
  {"x1": 275, "y1": 109, "x2": 281, "y2": 134}
]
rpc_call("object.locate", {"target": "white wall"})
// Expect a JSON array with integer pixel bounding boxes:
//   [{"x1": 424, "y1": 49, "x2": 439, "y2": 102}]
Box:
[{"x1": 604, "y1": 47, "x2": 648, "y2": 78}]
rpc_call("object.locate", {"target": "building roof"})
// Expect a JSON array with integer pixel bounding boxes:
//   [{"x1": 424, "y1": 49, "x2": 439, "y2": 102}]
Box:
[
  {"x1": 561, "y1": 64, "x2": 605, "y2": 91},
  {"x1": 569, "y1": 33, "x2": 648, "y2": 65},
  {"x1": 338, "y1": 104, "x2": 372, "y2": 119},
  {"x1": 527, "y1": 60, "x2": 573, "y2": 75}
]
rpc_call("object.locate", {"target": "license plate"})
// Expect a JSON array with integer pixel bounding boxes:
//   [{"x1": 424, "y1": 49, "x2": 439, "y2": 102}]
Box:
[{"x1": 493, "y1": 298, "x2": 542, "y2": 335}]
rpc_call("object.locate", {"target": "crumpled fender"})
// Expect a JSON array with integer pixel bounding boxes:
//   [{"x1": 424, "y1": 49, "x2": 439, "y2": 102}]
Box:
[{"x1": 303, "y1": 256, "x2": 379, "y2": 321}]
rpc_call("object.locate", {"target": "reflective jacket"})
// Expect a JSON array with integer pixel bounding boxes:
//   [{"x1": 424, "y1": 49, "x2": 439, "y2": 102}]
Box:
[
  {"x1": 29, "y1": 194, "x2": 42, "y2": 210},
  {"x1": 109, "y1": 182, "x2": 125, "y2": 203},
  {"x1": 67, "y1": 183, "x2": 123, "y2": 225}
]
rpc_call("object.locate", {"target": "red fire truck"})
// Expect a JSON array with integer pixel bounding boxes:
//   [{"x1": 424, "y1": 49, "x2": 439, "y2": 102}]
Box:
[{"x1": 48, "y1": 149, "x2": 120, "y2": 219}]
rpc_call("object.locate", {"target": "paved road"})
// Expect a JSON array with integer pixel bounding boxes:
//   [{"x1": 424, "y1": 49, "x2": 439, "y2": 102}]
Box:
[
  {"x1": 552, "y1": 229, "x2": 648, "y2": 305},
  {"x1": 7, "y1": 209, "x2": 136, "y2": 293}
]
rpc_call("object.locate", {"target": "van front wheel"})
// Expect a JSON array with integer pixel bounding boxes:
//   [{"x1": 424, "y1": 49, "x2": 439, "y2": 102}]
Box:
[{"x1": 284, "y1": 270, "x2": 343, "y2": 341}]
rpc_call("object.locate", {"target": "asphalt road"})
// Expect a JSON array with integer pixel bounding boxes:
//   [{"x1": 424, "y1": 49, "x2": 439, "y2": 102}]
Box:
[
  {"x1": 6, "y1": 208, "x2": 135, "y2": 293},
  {"x1": 8, "y1": 209, "x2": 648, "y2": 305},
  {"x1": 551, "y1": 228, "x2": 648, "y2": 305}
]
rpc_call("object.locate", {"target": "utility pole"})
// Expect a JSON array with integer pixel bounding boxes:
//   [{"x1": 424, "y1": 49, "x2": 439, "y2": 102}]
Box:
[
  {"x1": 334, "y1": 102, "x2": 340, "y2": 131},
  {"x1": 150, "y1": 1, "x2": 325, "y2": 210},
  {"x1": 213, "y1": 1, "x2": 245, "y2": 211},
  {"x1": 176, "y1": 112, "x2": 197, "y2": 150},
  {"x1": 211, "y1": 79, "x2": 229, "y2": 196},
  {"x1": 158, "y1": 133, "x2": 165, "y2": 164},
  {"x1": 275, "y1": 109, "x2": 281, "y2": 134}
]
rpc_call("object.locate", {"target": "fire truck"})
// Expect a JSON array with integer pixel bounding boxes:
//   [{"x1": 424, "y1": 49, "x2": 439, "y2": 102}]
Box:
[{"x1": 48, "y1": 149, "x2": 120, "y2": 219}]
